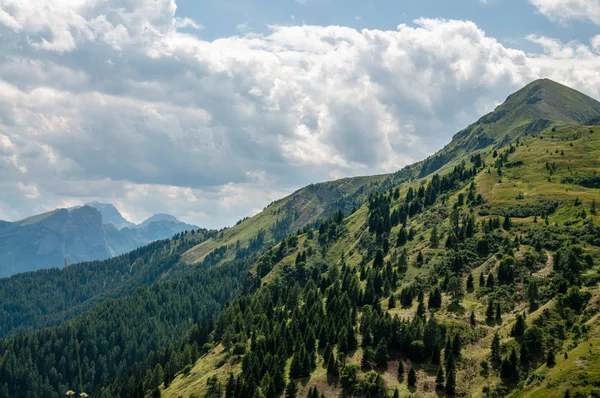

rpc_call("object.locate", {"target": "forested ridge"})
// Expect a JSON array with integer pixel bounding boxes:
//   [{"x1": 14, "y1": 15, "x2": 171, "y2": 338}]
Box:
[
  {"x1": 0, "y1": 229, "x2": 214, "y2": 338},
  {"x1": 1, "y1": 79, "x2": 600, "y2": 398}
]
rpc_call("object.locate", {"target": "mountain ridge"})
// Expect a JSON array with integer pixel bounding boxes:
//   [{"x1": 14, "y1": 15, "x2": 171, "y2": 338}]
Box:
[{"x1": 0, "y1": 203, "x2": 200, "y2": 276}]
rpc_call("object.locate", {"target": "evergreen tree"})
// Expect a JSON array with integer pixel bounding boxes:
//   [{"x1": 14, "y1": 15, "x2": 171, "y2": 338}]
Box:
[
  {"x1": 491, "y1": 332, "x2": 501, "y2": 363},
  {"x1": 393, "y1": 389, "x2": 400, "y2": 398},
  {"x1": 285, "y1": 380, "x2": 297, "y2": 398},
  {"x1": 361, "y1": 347, "x2": 374, "y2": 370},
  {"x1": 495, "y1": 302, "x2": 502, "y2": 321},
  {"x1": 430, "y1": 225, "x2": 439, "y2": 248},
  {"x1": 445, "y1": 366, "x2": 456, "y2": 395},
  {"x1": 512, "y1": 313, "x2": 526, "y2": 337},
  {"x1": 466, "y1": 273, "x2": 474, "y2": 291},
  {"x1": 326, "y1": 352, "x2": 339, "y2": 377},
  {"x1": 374, "y1": 339, "x2": 389, "y2": 368},
  {"x1": 486, "y1": 273, "x2": 495, "y2": 289},
  {"x1": 479, "y1": 272, "x2": 485, "y2": 287},
  {"x1": 397, "y1": 361, "x2": 404, "y2": 380},
  {"x1": 503, "y1": 215, "x2": 512, "y2": 231},
  {"x1": 388, "y1": 294, "x2": 396, "y2": 309},
  {"x1": 416, "y1": 250, "x2": 424, "y2": 267},
  {"x1": 470, "y1": 311, "x2": 476, "y2": 326},
  {"x1": 435, "y1": 367, "x2": 445, "y2": 390},
  {"x1": 397, "y1": 228, "x2": 408, "y2": 246},
  {"x1": 407, "y1": 366, "x2": 417, "y2": 387},
  {"x1": 547, "y1": 349, "x2": 556, "y2": 368},
  {"x1": 428, "y1": 287, "x2": 442, "y2": 309},
  {"x1": 226, "y1": 373, "x2": 236, "y2": 397},
  {"x1": 416, "y1": 294, "x2": 427, "y2": 318}
]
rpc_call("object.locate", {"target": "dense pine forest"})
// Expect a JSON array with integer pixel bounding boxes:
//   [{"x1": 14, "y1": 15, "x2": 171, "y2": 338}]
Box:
[{"x1": 1, "y1": 79, "x2": 600, "y2": 398}]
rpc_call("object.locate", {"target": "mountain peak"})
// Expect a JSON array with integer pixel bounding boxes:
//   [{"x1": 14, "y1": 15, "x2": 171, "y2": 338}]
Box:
[
  {"x1": 140, "y1": 213, "x2": 179, "y2": 226},
  {"x1": 84, "y1": 202, "x2": 135, "y2": 230},
  {"x1": 418, "y1": 78, "x2": 600, "y2": 177},
  {"x1": 500, "y1": 78, "x2": 600, "y2": 125}
]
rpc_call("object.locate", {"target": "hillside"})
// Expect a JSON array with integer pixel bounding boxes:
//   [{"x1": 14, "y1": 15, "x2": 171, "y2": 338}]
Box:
[
  {"x1": 181, "y1": 174, "x2": 388, "y2": 265},
  {"x1": 1, "y1": 79, "x2": 599, "y2": 398},
  {"x1": 163, "y1": 122, "x2": 600, "y2": 398},
  {"x1": 158, "y1": 81, "x2": 600, "y2": 398},
  {"x1": 417, "y1": 79, "x2": 600, "y2": 178}
]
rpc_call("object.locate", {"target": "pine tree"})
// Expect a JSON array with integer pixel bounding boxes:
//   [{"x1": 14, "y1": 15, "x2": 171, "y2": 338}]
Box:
[
  {"x1": 503, "y1": 215, "x2": 512, "y2": 231},
  {"x1": 388, "y1": 294, "x2": 396, "y2": 309},
  {"x1": 486, "y1": 273, "x2": 495, "y2": 289},
  {"x1": 407, "y1": 366, "x2": 417, "y2": 387},
  {"x1": 416, "y1": 295, "x2": 426, "y2": 318},
  {"x1": 491, "y1": 332, "x2": 501, "y2": 363},
  {"x1": 445, "y1": 366, "x2": 456, "y2": 395},
  {"x1": 470, "y1": 311, "x2": 476, "y2": 326},
  {"x1": 486, "y1": 300, "x2": 495, "y2": 321},
  {"x1": 430, "y1": 225, "x2": 439, "y2": 248},
  {"x1": 397, "y1": 361, "x2": 404, "y2": 380},
  {"x1": 495, "y1": 302, "x2": 502, "y2": 321},
  {"x1": 546, "y1": 349, "x2": 556, "y2": 367},
  {"x1": 326, "y1": 352, "x2": 338, "y2": 377},
  {"x1": 466, "y1": 273, "x2": 474, "y2": 290},
  {"x1": 428, "y1": 287, "x2": 442, "y2": 309},
  {"x1": 393, "y1": 389, "x2": 400, "y2": 398},
  {"x1": 226, "y1": 373, "x2": 236, "y2": 397},
  {"x1": 591, "y1": 200, "x2": 597, "y2": 215},
  {"x1": 435, "y1": 367, "x2": 445, "y2": 390},
  {"x1": 397, "y1": 228, "x2": 407, "y2": 246},
  {"x1": 479, "y1": 272, "x2": 485, "y2": 287},
  {"x1": 416, "y1": 250, "x2": 424, "y2": 267},
  {"x1": 452, "y1": 334, "x2": 462, "y2": 358},
  {"x1": 285, "y1": 380, "x2": 298, "y2": 398},
  {"x1": 375, "y1": 339, "x2": 389, "y2": 368},
  {"x1": 361, "y1": 347, "x2": 373, "y2": 370},
  {"x1": 512, "y1": 313, "x2": 526, "y2": 337}
]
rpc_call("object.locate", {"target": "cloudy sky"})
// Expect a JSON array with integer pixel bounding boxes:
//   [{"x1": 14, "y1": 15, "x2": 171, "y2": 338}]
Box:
[{"x1": 0, "y1": 0, "x2": 599, "y2": 228}]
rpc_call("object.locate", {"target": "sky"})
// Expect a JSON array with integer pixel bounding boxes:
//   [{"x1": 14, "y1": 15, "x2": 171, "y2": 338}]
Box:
[{"x1": 0, "y1": 0, "x2": 599, "y2": 228}]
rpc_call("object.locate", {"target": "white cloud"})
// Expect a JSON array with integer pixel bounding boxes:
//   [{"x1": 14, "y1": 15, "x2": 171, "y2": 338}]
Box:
[
  {"x1": 0, "y1": 0, "x2": 599, "y2": 228},
  {"x1": 530, "y1": 0, "x2": 600, "y2": 25}
]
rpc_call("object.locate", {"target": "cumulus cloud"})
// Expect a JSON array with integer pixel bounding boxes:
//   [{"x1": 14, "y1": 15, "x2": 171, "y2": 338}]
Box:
[
  {"x1": 529, "y1": 0, "x2": 600, "y2": 25},
  {"x1": 0, "y1": 0, "x2": 599, "y2": 227}
]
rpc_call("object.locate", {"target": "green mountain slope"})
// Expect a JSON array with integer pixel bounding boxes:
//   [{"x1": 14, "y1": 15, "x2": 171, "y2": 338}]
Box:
[
  {"x1": 1, "y1": 79, "x2": 599, "y2": 398},
  {"x1": 417, "y1": 78, "x2": 600, "y2": 178},
  {"x1": 181, "y1": 174, "x2": 387, "y2": 265},
  {"x1": 160, "y1": 82, "x2": 600, "y2": 398}
]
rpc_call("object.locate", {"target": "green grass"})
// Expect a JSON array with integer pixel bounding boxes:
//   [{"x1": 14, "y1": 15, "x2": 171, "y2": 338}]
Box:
[{"x1": 181, "y1": 174, "x2": 387, "y2": 265}]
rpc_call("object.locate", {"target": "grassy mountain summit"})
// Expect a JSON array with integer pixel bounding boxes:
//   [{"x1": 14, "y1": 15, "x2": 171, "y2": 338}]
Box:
[
  {"x1": 418, "y1": 78, "x2": 600, "y2": 177},
  {"x1": 1, "y1": 79, "x2": 599, "y2": 398}
]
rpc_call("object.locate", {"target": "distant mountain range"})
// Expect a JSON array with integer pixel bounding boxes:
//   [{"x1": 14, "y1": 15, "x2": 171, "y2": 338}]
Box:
[{"x1": 0, "y1": 203, "x2": 198, "y2": 277}]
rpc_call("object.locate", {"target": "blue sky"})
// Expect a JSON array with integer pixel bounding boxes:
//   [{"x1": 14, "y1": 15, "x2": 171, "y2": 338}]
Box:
[
  {"x1": 0, "y1": 0, "x2": 599, "y2": 228},
  {"x1": 184, "y1": 0, "x2": 597, "y2": 50}
]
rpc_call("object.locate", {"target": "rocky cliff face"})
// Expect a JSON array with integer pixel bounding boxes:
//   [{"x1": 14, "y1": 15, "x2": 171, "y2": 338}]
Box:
[
  {"x1": 0, "y1": 205, "x2": 198, "y2": 277},
  {"x1": 0, "y1": 206, "x2": 111, "y2": 276}
]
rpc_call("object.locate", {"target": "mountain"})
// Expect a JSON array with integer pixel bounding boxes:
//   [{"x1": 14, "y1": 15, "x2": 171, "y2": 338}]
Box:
[
  {"x1": 85, "y1": 201, "x2": 135, "y2": 229},
  {"x1": 0, "y1": 206, "x2": 111, "y2": 277},
  {"x1": 416, "y1": 78, "x2": 600, "y2": 177},
  {"x1": 140, "y1": 213, "x2": 179, "y2": 226},
  {"x1": 0, "y1": 204, "x2": 199, "y2": 277},
  {"x1": 0, "y1": 79, "x2": 599, "y2": 398}
]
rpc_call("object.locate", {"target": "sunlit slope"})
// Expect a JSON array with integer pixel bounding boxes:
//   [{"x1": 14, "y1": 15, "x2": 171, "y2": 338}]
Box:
[
  {"x1": 165, "y1": 122, "x2": 600, "y2": 398},
  {"x1": 182, "y1": 174, "x2": 388, "y2": 265}
]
